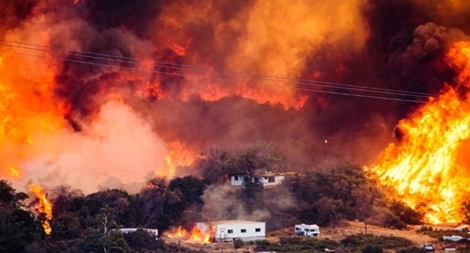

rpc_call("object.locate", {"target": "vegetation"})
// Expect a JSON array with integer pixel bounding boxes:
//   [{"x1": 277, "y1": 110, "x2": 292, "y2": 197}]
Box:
[
  {"x1": 340, "y1": 234, "x2": 414, "y2": 252},
  {"x1": 416, "y1": 225, "x2": 470, "y2": 240},
  {"x1": 254, "y1": 234, "x2": 414, "y2": 253},
  {"x1": 233, "y1": 238, "x2": 244, "y2": 249},
  {"x1": 254, "y1": 237, "x2": 340, "y2": 253},
  {"x1": 0, "y1": 143, "x2": 436, "y2": 252},
  {"x1": 0, "y1": 178, "x2": 206, "y2": 253}
]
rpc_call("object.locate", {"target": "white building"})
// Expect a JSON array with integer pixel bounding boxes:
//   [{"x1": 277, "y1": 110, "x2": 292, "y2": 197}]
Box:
[
  {"x1": 295, "y1": 224, "x2": 320, "y2": 237},
  {"x1": 196, "y1": 220, "x2": 266, "y2": 242},
  {"x1": 230, "y1": 172, "x2": 285, "y2": 187},
  {"x1": 116, "y1": 228, "x2": 158, "y2": 237},
  {"x1": 454, "y1": 225, "x2": 469, "y2": 232}
]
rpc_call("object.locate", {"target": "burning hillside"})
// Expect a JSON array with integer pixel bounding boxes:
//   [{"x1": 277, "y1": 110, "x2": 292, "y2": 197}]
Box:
[
  {"x1": 371, "y1": 41, "x2": 470, "y2": 224},
  {"x1": 2, "y1": 0, "x2": 470, "y2": 229}
]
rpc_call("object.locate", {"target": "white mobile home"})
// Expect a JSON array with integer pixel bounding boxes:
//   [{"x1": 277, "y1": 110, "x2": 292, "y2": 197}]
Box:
[
  {"x1": 230, "y1": 173, "x2": 285, "y2": 187},
  {"x1": 196, "y1": 220, "x2": 266, "y2": 242},
  {"x1": 295, "y1": 224, "x2": 320, "y2": 237},
  {"x1": 116, "y1": 228, "x2": 158, "y2": 237}
]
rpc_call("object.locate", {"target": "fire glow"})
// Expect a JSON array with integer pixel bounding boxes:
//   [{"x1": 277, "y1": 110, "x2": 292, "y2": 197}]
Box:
[
  {"x1": 166, "y1": 226, "x2": 211, "y2": 244},
  {"x1": 371, "y1": 41, "x2": 470, "y2": 224},
  {"x1": 28, "y1": 184, "x2": 53, "y2": 235}
]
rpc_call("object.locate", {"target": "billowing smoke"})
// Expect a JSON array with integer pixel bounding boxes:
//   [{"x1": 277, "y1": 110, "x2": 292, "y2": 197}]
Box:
[
  {"x1": 19, "y1": 101, "x2": 167, "y2": 194},
  {"x1": 1, "y1": 0, "x2": 470, "y2": 195},
  {"x1": 200, "y1": 183, "x2": 296, "y2": 230}
]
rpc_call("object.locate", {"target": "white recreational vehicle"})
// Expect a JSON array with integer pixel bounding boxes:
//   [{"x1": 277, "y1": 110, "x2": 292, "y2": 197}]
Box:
[
  {"x1": 196, "y1": 220, "x2": 266, "y2": 242},
  {"x1": 295, "y1": 224, "x2": 320, "y2": 237}
]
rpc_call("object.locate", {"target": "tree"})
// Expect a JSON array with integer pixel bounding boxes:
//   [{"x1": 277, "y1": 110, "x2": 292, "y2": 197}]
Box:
[
  {"x1": 289, "y1": 164, "x2": 381, "y2": 226},
  {"x1": 123, "y1": 229, "x2": 166, "y2": 252},
  {"x1": 50, "y1": 211, "x2": 82, "y2": 241},
  {"x1": 0, "y1": 180, "x2": 28, "y2": 208},
  {"x1": 0, "y1": 180, "x2": 43, "y2": 252},
  {"x1": 78, "y1": 211, "x2": 131, "y2": 253},
  {"x1": 197, "y1": 148, "x2": 229, "y2": 184},
  {"x1": 225, "y1": 141, "x2": 286, "y2": 181},
  {"x1": 363, "y1": 245, "x2": 383, "y2": 253},
  {"x1": 50, "y1": 185, "x2": 84, "y2": 216},
  {"x1": 389, "y1": 200, "x2": 424, "y2": 225},
  {"x1": 140, "y1": 177, "x2": 168, "y2": 229}
]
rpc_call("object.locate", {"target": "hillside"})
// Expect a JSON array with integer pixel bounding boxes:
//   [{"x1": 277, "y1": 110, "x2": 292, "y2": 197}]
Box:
[{"x1": 168, "y1": 221, "x2": 441, "y2": 253}]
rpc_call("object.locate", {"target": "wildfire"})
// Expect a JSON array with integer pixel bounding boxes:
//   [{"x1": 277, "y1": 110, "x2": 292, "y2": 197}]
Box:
[
  {"x1": 28, "y1": 184, "x2": 53, "y2": 235},
  {"x1": 166, "y1": 226, "x2": 211, "y2": 244},
  {"x1": 6, "y1": 165, "x2": 21, "y2": 178},
  {"x1": 161, "y1": 141, "x2": 196, "y2": 178},
  {"x1": 370, "y1": 41, "x2": 470, "y2": 224},
  {"x1": 0, "y1": 49, "x2": 65, "y2": 178}
]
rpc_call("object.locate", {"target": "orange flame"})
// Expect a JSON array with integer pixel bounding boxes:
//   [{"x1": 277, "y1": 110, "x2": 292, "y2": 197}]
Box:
[
  {"x1": 370, "y1": 41, "x2": 470, "y2": 224},
  {"x1": 6, "y1": 165, "x2": 21, "y2": 178},
  {"x1": 166, "y1": 226, "x2": 211, "y2": 244},
  {"x1": 160, "y1": 141, "x2": 196, "y2": 178},
  {"x1": 0, "y1": 49, "x2": 65, "y2": 178},
  {"x1": 28, "y1": 184, "x2": 53, "y2": 235},
  {"x1": 181, "y1": 74, "x2": 308, "y2": 110}
]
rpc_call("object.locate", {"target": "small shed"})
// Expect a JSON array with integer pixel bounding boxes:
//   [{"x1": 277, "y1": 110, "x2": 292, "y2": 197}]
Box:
[
  {"x1": 295, "y1": 224, "x2": 320, "y2": 237},
  {"x1": 196, "y1": 220, "x2": 266, "y2": 242}
]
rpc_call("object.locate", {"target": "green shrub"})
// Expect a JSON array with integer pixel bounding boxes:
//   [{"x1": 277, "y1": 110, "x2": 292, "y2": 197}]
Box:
[
  {"x1": 233, "y1": 239, "x2": 244, "y2": 249},
  {"x1": 397, "y1": 246, "x2": 426, "y2": 253},
  {"x1": 341, "y1": 234, "x2": 413, "y2": 252},
  {"x1": 362, "y1": 245, "x2": 383, "y2": 253}
]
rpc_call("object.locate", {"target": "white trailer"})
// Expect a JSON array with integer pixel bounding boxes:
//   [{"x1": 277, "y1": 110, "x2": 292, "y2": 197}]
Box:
[
  {"x1": 196, "y1": 220, "x2": 266, "y2": 242},
  {"x1": 295, "y1": 224, "x2": 320, "y2": 237},
  {"x1": 115, "y1": 228, "x2": 158, "y2": 237}
]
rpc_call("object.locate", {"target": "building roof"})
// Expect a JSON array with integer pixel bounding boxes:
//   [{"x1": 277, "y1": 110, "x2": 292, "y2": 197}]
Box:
[
  {"x1": 198, "y1": 220, "x2": 265, "y2": 225},
  {"x1": 295, "y1": 223, "x2": 319, "y2": 228},
  {"x1": 231, "y1": 171, "x2": 287, "y2": 177}
]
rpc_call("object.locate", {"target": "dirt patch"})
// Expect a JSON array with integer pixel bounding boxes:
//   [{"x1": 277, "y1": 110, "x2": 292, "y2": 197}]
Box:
[
  {"x1": 268, "y1": 221, "x2": 437, "y2": 245},
  {"x1": 322, "y1": 221, "x2": 436, "y2": 245}
]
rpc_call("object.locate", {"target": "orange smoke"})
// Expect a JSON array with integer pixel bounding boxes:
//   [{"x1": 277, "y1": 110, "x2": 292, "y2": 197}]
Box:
[
  {"x1": 166, "y1": 226, "x2": 211, "y2": 244},
  {"x1": 370, "y1": 41, "x2": 470, "y2": 224},
  {"x1": 28, "y1": 184, "x2": 53, "y2": 235}
]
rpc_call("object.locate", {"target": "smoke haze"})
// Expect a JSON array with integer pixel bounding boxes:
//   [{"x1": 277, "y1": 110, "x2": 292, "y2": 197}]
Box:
[{"x1": 1, "y1": 0, "x2": 470, "y2": 194}]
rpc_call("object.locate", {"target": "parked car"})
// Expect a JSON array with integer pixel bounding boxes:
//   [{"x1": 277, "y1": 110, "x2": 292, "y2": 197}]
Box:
[{"x1": 422, "y1": 243, "x2": 435, "y2": 251}]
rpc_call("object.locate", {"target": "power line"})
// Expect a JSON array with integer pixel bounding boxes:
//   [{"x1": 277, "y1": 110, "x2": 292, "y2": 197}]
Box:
[
  {"x1": 1, "y1": 40, "x2": 434, "y2": 98},
  {"x1": 0, "y1": 40, "x2": 434, "y2": 97},
  {"x1": 0, "y1": 40, "x2": 432, "y2": 104}
]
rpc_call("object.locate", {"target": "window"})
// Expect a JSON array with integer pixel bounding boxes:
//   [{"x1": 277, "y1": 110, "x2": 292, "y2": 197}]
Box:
[
  {"x1": 255, "y1": 228, "x2": 261, "y2": 232},
  {"x1": 228, "y1": 229, "x2": 233, "y2": 234},
  {"x1": 234, "y1": 175, "x2": 239, "y2": 181},
  {"x1": 241, "y1": 229, "x2": 246, "y2": 233},
  {"x1": 295, "y1": 227, "x2": 300, "y2": 231},
  {"x1": 268, "y1": 177, "x2": 275, "y2": 183}
]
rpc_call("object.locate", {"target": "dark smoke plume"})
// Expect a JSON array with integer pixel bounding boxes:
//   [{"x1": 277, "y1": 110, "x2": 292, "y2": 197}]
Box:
[{"x1": 3, "y1": 0, "x2": 470, "y2": 192}]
